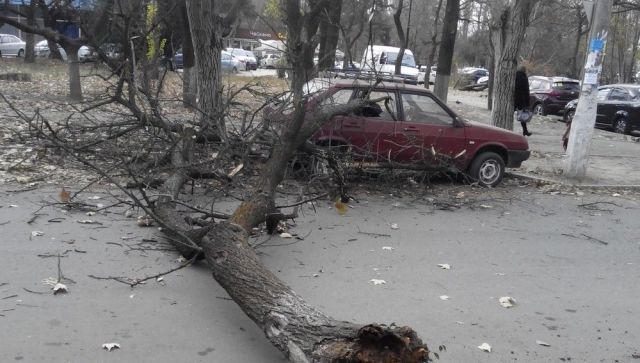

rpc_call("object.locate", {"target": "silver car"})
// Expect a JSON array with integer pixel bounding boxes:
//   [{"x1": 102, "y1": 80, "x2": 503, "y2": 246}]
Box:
[{"x1": 0, "y1": 34, "x2": 26, "y2": 57}]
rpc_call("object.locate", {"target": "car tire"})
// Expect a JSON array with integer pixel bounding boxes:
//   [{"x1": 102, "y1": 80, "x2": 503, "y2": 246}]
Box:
[
  {"x1": 612, "y1": 117, "x2": 630, "y2": 135},
  {"x1": 533, "y1": 103, "x2": 545, "y2": 116},
  {"x1": 564, "y1": 109, "x2": 575, "y2": 124},
  {"x1": 17, "y1": 49, "x2": 24, "y2": 58},
  {"x1": 468, "y1": 152, "x2": 505, "y2": 187}
]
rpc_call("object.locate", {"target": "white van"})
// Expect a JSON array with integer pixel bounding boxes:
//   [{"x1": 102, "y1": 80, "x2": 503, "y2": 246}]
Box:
[{"x1": 360, "y1": 45, "x2": 419, "y2": 83}]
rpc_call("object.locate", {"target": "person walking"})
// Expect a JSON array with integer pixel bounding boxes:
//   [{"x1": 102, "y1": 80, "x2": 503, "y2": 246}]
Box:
[{"x1": 514, "y1": 65, "x2": 533, "y2": 136}]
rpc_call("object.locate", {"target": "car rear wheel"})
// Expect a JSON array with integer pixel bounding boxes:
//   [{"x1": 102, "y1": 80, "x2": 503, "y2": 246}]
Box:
[
  {"x1": 613, "y1": 117, "x2": 630, "y2": 134},
  {"x1": 532, "y1": 103, "x2": 545, "y2": 116},
  {"x1": 17, "y1": 49, "x2": 24, "y2": 58},
  {"x1": 469, "y1": 152, "x2": 505, "y2": 187}
]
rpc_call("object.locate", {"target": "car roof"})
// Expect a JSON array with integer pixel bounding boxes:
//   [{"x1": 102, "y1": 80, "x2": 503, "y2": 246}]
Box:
[
  {"x1": 601, "y1": 83, "x2": 640, "y2": 89},
  {"x1": 364, "y1": 45, "x2": 414, "y2": 55},
  {"x1": 530, "y1": 76, "x2": 579, "y2": 83},
  {"x1": 329, "y1": 78, "x2": 433, "y2": 93}
]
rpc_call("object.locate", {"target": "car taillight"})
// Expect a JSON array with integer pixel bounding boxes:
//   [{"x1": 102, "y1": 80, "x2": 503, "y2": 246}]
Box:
[{"x1": 548, "y1": 90, "x2": 561, "y2": 97}]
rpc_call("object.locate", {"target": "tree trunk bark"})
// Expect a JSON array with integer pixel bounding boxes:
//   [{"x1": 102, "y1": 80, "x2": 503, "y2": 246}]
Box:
[
  {"x1": 24, "y1": 1, "x2": 36, "y2": 64},
  {"x1": 185, "y1": 0, "x2": 225, "y2": 138},
  {"x1": 434, "y1": 0, "x2": 460, "y2": 102},
  {"x1": 490, "y1": 0, "x2": 539, "y2": 130},
  {"x1": 424, "y1": 0, "x2": 444, "y2": 90},
  {"x1": 393, "y1": 0, "x2": 406, "y2": 76},
  {"x1": 66, "y1": 47, "x2": 82, "y2": 101}
]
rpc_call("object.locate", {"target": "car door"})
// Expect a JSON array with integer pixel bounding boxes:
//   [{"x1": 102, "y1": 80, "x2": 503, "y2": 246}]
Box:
[
  {"x1": 396, "y1": 92, "x2": 467, "y2": 168},
  {"x1": 348, "y1": 89, "x2": 400, "y2": 163},
  {"x1": 598, "y1": 87, "x2": 630, "y2": 128},
  {"x1": 593, "y1": 87, "x2": 612, "y2": 127}
]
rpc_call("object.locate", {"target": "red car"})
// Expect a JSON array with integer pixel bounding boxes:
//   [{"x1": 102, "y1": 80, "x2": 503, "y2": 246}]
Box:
[{"x1": 281, "y1": 79, "x2": 530, "y2": 186}]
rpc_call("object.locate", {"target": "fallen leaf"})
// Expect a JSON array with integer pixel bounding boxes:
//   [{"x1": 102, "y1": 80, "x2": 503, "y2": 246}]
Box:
[
  {"x1": 479, "y1": 204, "x2": 492, "y2": 209},
  {"x1": 124, "y1": 210, "x2": 134, "y2": 218},
  {"x1": 478, "y1": 343, "x2": 491, "y2": 352},
  {"x1": 536, "y1": 340, "x2": 551, "y2": 347},
  {"x1": 390, "y1": 223, "x2": 399, "y2": 230},
  {"x1": 52, "y1": 283, "x2": 67, "y2": 295},
  {"x1": 439, "y1": 295, "x2": 449, "y2": 301},
  {"x1": 59, "y1": 187, "x2": 70, "y2": 203},
  {"x1": 102, "y1": 343, "x2": 120, "y2": 351},
  {"x1": 280, "y1": 232, "x2": 292, "y2": 238},
  {"x1": 176, "y1": 256, "x2": 187, "y2": 263},
  {"x1": 612, "y1": 193, "x2": 621, "y2": 197},
  {"x1": 456, "y1": 192, "x2": 465, "y2": 199},
  {"x1": 9, "y1": 204, "x2": 19, "y2": 208},
  {"x1": 136, "y1": 215, "x2": 154, "y2": 227},
  {"x1": 31, "y1": 231, "x2": 44, "y2": 237},
  {"x1": 156, "y1": 277, "x2": 164, "y2": 282},
  {"x1": 335, "y1": 199, "x2": 348, "y2": 215},
  {"x1": 369, "y1": 279, "x2": 386, "y2": 285},
  {"x1": 228, "y1": 163, "x2": 244, "y2": 177},
  {"x1": 437, "y1": 263, "x2": 451, "y2": 270},
  {"x1": 382, "y1": 246, "x2": 394, "y2": 251},
  {"x1": 77, "y1": 219, "x2": 100, "y2": 224},
  {"x1": 499, "y1": 296, "x2": 516, "y2": 308}
]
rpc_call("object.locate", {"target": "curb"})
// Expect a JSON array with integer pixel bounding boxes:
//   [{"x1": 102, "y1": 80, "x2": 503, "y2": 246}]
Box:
[{"x1": 506, "y1": 171, "x2": 640, "y2": 190}]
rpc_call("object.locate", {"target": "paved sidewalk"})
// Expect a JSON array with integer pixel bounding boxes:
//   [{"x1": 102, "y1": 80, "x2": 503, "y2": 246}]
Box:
[{"x1": 447, "y1": 91, "x2": 640, "y2": 188}]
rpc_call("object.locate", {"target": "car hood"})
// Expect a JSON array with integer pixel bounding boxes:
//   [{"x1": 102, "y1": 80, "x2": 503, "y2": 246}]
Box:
[{"x1": 463, "y1": 119, "x2": 529, "y2": 149}]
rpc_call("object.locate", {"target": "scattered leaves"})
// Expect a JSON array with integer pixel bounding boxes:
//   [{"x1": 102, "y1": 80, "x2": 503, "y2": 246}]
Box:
[
  {"x1": 102, "y1": 343, "x2": 120, "y2": 351},
  {"x1": 59, "y1": 187, "x2": 70, "y2": 203},
  {"x1": 439, "y1": 295, "x2": 449, "y2": 301},
  {"x1": 390, "y1": 223, "x2": 399, "y2": 230},
  {"x1": 382, "y1": 246, "x2": 394, "y2": 251},
  {"x1": 499, "y1": 296, "x2": 516, "y2": 308},
  {"x1": 52, "y1": 283, "x2": 67, "y2": 295},
  {"x1": 369, "y1": 279, "x2": 386, "y2": 285},
  {"x1": 31, "y1": 231, "x2": 44, "y2": 237},
  {"x1": 437, "y1": 263, "x2": 451, "y2": 270},
  {"x1": 478, "y1": 343, "x2": 491, "y2": 352}
]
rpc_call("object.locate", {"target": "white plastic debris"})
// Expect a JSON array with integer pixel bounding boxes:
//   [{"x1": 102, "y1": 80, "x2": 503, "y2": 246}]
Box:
[
  {"x1": 9, "y1": 204, "x2": 19, "y2": 208},
  {"x1": 88, "y1": 196, "x2": 101, "y2": 200},
  {"x1": 369, "y1": 279, "x2": 386, "y2": 285},
  {"x1": 124, "y1": 210, "x2": 134, "y2": 218},
  {"x1": 437, "y1": 264, "x2": 451, "y2": 270},
  {"x1": 536, "y1": 340, "x2": 551, "y2": 347},
  {"x1": 390, "y1": 223, "x2": 399, "y2": 230},
  {"x1": 102, "y1": 343, "x2": 120, "y2": 351},
  {"x1": 456, "y1": 191, "x2": 465, "y2": 199},
  {"x1": 382, "y1": 246, "x2": 394, "y2": 251},
  {"x1": 86, "y1": 211, "x2": 96, "y2": 216},
  {"x1": 478, "y1": 343, "x2": 492, "y2": 352},
  {"x1": 52, "y1": 283, "x2": 68, "y2": 294},
  {"x1": 479, "y1": 204, "x2": 493, "y2": 209},
  {"x1": 156, "y1": 277, "x2": 164, "y2": 282},
  {"x1": 279, "y1": 232, "x2": 293, "y2": 238},
  {"x1": 439, "y1": 295, "x2": 449, "y2": 301},
  {"x1": 77, "y1": 219, "x2": 97, "y2": 224},
  {"x1": 612, "y1": 193, "x2": 621, "y2": 197},
  {"x1": 498, "y1": 296, "x2": 516, "y2": 308},
  {"x1": 31, "y1": 231, "x2": 44, "y2": 237}
]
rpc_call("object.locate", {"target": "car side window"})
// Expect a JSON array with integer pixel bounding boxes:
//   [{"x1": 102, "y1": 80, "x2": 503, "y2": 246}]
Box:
[
  {"x1": 529, "y1": 80, "x2": 540, "y2": 90},
  {"x1": 401, "y1": 93, "x2": 454, "y2": 125},
  {"x1": 354, "y1": 90, "x2": 397, "y2": 119},
  {"x1": 597, "y1": 88, "x2": 611, "y2": 101},
  {"x1": 320, "y1": 89, "x2": 353, "y2": 106},
  {"x1": 608, "y1": 88, "x2": 629, "y2": 101}
]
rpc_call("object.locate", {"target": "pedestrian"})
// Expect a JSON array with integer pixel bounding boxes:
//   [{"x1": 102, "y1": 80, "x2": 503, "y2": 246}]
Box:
[{"x1": 514, "y1": 65, "x2": 533, "y2": 136}]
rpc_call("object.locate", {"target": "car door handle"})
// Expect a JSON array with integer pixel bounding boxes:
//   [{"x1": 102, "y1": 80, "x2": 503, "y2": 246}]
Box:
[
  {"x1": 343, "y1": 122, "x2": 361, "y2": 128},
  {"x1": 403, "y1": 127, "x2": 419, "y2": 132}
]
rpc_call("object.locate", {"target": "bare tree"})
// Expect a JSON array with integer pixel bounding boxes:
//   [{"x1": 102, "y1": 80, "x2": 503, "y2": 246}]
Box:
[
  {"x1": 318, "y1": 0, "x2": 343, "y2": 71},
  {"x1": 489, "y1": 0, "x2": 540, "y2": 130},
  {"x1": 433, "y1": 0, "x2": 460, "y2": 102}
]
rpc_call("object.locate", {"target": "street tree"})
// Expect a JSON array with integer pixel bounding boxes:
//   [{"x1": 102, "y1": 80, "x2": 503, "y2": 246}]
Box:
[
  {"x1": 433, "y1": 0, "x2": 460, "y2": 102},
  {"x1": 489, "y1": 0, "x2": 540, "y2": 130}
]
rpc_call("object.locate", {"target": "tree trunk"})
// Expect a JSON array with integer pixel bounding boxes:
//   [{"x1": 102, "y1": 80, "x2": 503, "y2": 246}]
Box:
[
  {"x1": 24, "y1": 1, "x2": 36, "y2": 64},
  {"x1": 66, "y1": 46, "x2": 82, "y2": 101},
  {"x1": 433, "y1": 0, "x2": 460, "y2": 102},
  {"x1": 424, "y1": 0, "x2": 444, "y2": 90},
  {"x1": 180, "y1": 1, "x2": 197, "y2": 108},
  {"x1": 185, "y1": 0, "x2": 225, "y2": 138},
  {"x1": 489, "y1": 0, "x2": 539, "y2": 130},
  {"x1": 570, "y1": 7, "x2": 586, "y2": 79},
  {"x1": 393, "y1": 0, "x2": 406, "y2": 76}
]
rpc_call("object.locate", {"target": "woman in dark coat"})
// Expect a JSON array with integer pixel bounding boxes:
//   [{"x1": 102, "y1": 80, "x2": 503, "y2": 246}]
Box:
[{"x1": 514, "y1": 65, "x2": 532, "y2": 136}]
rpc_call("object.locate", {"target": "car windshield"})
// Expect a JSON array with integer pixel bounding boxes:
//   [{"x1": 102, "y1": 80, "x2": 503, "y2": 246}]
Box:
[
  {"x1": 625, "y1": 87, "x2": 640, "y2": 101},
  {"x1": 553, "y1": 82, "x2": 580, "y2": 91},
  {"x1": 383, "y1": 52, "x2": 416, "y2": 67},
  {"x1": 302, "y1": 79, "x2": 334, "y2": 96}
]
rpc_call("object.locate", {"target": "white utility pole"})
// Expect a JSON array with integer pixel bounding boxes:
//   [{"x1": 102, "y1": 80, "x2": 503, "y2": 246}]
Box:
[{"x1": 564, "y1": 0, "x2": 613, "y2": 179}]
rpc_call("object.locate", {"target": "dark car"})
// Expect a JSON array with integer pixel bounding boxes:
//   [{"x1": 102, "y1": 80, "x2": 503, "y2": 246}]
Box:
[
  {"x1": 270, "y1": 79, "x2": 530, "y2": 186},
  {"x1": 563, "y1": 84, "x2": 640, "y2": 135},
  {"x1": 161, "y1": 49, "x2": 183, "y2": 71},
  {"x1": 528, "y1": 76, "x2": 580, "y2": 115}
]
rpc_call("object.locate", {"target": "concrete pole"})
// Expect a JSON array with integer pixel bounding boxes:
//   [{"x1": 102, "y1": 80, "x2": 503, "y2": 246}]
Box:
[{"x1": 564, "y1": 0, "x2": 613, "y2": 179}]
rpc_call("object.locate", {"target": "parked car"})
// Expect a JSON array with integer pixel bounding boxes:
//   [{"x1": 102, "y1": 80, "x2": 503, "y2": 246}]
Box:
[
  {"x1": 221, "y1": 51, "x2": 241, "y2": 73},
  {"x1": 161, "y1": 49, "x2": 183, "y2": 71},
  {"x1": 226, "y1": 48, "x2": 258, "y2": 70},
  {"x1": 417, "y1": 65, "x2": 437, "y2": 85},
  {"x1": 529, "y1": 76, "x2": 580, "y2": 115},
  {"x1": 35, "y1": 40, "x2": 94, "y2": 62},
  {"x1": 360, "y1": 45, "x2": 419, "y2": 84},
  {"x1": 0, "y1": 34, "x2": 26, "y2": 57},
  {"x1": 456, "y1": 67, "x2": 489, "y2": 90},
  {"x1": 269, "y1": 79, "x2": 530, "y2": 186},
  {"x1": 261, "y1": 53, "x2": 281, "y2": 68},
  {"x1": 563, "y1": 84, "x2": 640, "y2": 135}
]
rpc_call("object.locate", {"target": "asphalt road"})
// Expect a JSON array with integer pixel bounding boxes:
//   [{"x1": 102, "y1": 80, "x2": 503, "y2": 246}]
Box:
[{"x1": 1, "y1": 183, "x2": 639, "y2": 362}]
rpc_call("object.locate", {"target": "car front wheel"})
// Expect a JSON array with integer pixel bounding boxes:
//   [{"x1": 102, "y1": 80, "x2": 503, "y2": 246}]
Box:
[
  {"x1": 613, "y1": 117, "x2": 630, "y2": 134},
  {"x1": 469, "y1": 152, "x2": 505, "y2": 187},
  {"x1": 564, "y1": 109, "x2": 575, "y2": 123},
  {"x1": 533, "y1": 103, "x2": 545, "y2": 116}
]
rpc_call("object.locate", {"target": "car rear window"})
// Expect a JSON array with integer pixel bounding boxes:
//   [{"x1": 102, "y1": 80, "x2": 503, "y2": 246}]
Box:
[{"x1": 552, "y1": 82, "x2": 580, "y2": 91}]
